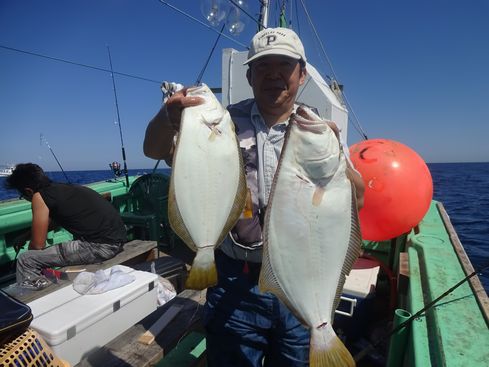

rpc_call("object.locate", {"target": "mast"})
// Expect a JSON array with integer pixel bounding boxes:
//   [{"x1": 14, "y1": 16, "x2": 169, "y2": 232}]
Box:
[{"x1": 258, "y1": 0, "x2": 270, "y2": 30}]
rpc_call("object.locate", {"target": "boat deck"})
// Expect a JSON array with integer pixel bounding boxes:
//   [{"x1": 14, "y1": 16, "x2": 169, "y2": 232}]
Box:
[
  {"x1": 76, "y1": 288, "x2": 206, "y2": 367},
  {"x1": 404, "y1": 201, "x2": 489, "y2": 366},
  {"x1": 3, "y1": 239, "x2": 205, "y2": 367}
]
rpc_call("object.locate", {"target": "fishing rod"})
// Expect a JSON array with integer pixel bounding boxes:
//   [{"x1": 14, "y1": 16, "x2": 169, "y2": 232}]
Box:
[
  {"x1": 354, "y1": 262, "x2": 489, "y2": 362},
  {"x1": 40, "y1": 133, "x2": 71, "y2": 183},
  {"x1": 196, "y1": 23, "x2": 226, "y2": 85},
  {"x1": 107, "y1": 46, "x2": 130, "y2": 189}
]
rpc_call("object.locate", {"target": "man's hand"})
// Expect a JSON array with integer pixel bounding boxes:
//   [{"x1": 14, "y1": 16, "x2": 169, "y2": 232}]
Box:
[
  {"x1": 11, "y1": 230, "x2": 31, "y2": 253},
  {"x1": 14, "y1": 242, "x2": 26, "y2": 254},
  {"x1": 164, "y1": 88, "x2": 205, "y2": 131},
  {"x1": 346, "y1": 165, "x2": 365, "y2": 210},
  {"x1": 143, "y1": 87, "x2": 204, "y2": 161},
  {"x1": 322, "y1": 120, "x2": 364, "y2": 209}
]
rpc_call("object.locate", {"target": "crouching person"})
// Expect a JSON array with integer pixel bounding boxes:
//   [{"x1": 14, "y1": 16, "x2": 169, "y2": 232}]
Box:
[{"x1": 5, "y1": 163, "x2": 127, "y2": 288}]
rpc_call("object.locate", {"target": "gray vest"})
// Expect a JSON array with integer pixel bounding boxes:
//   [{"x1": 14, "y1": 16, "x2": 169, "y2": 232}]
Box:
[{"x1": 221, "y1": 99, "x2": 264, "y2": 262}]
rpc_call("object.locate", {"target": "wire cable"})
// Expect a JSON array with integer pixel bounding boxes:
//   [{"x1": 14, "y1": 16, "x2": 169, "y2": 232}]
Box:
[
  {"x1": 296, "y1": 0, "x2": 368, "y2": 140},
  {"x1": 196, "y1": 23, "x2": 226, "y2": 85},
  {"x1": 0, "y1": 45, "x2": 162, "y2": 84},
  {"x1": 156, "y1": 0, "x2": 248, "y2": 49}
]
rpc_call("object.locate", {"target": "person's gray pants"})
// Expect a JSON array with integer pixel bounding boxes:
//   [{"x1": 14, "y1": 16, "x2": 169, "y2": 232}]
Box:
[{"x1": 16, "y1": 240, "x2": 122, "y2": 283}]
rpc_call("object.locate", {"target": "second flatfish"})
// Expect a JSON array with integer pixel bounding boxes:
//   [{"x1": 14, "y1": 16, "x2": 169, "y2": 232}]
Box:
[{"x1": 168, "y1": 83, "x2": 247, "y2": 290}]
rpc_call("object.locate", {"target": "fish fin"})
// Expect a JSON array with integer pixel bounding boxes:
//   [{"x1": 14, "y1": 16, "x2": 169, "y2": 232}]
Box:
[
  {"x1": 312, "y1": 186, "x2": 325, "y2": 206},
  {"x1": 185, "y1": 247, "x2": 217, "y2": 290},
  {"x1": 214, "y1": 133, "x2": 248, "y2": 247},
  {"x1": 205, "y1": 123, "x2": 221, "y2": 141},
  {"x1": 310, "y1": 327, "x2": 355, "y2": 367},
  {"x1": 168, "y1": 168, "x2": 198, "y2": 252},
  {"x1": 208, "y1": 130, "x2": 216, "y2": 141},
  {"x1": 258, "y1": 239, "x2": 280, "y2": 296},
  {"x1": 259, "y1": 219, "x2": 281, "y2": 296},
  {"x1": 331, "y1": 181, "x2": 363, "y2": 319}
]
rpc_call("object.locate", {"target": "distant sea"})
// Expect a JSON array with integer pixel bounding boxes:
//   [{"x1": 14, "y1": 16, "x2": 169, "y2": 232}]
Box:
[{"x1": 1, "y1": 163, "x2": 488, "y2": 292}]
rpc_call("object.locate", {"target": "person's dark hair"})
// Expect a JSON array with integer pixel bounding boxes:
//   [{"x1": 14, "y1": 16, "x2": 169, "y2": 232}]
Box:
[{"x1": 4, "y1": 163, "x2": 52, "y2": 193}]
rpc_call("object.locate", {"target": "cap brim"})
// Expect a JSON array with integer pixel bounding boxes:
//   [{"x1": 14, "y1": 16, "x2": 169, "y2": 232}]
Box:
[{"x1": 243, "y1": 49, "x2": 302, "y2": 65}]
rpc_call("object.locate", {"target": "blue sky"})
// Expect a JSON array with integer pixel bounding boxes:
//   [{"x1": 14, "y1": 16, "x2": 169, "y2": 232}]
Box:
[{"x1": 1, "y1": 0, "x2": 488, "y2": 171}]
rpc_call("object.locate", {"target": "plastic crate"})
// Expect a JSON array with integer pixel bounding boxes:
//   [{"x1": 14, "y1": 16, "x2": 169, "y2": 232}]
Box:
[{"x1": 0, "y1": 328, "x2": 69, "y2": 367}]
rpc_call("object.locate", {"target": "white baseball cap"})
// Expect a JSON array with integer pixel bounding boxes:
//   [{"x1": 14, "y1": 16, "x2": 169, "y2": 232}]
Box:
[{"x1": 244, "y1": 27, "x2": 307, "y2": 65}]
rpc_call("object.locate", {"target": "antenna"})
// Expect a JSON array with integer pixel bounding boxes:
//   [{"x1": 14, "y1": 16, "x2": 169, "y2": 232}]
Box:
[{"x1": 107, "y1": 46, "x2": 130, "y2": 189}]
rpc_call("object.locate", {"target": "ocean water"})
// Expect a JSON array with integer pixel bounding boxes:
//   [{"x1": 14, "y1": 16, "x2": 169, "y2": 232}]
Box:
[
  {"x1": 1, "y1": 163, "x2": 488, "y2": 291},
  {"x1": 428, "y1": 162, "x2": 489, "y2": 291}
]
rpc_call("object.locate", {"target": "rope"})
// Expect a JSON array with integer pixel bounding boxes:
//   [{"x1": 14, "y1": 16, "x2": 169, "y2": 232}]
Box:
[{"x1": 296, "y1": 0, "x2": 368, "y2": 140}]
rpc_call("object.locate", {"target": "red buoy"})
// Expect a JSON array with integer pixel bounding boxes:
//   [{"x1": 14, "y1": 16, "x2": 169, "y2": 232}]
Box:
[{"x1": 349, "y1": 139, "x2": 433, "y2": 241}]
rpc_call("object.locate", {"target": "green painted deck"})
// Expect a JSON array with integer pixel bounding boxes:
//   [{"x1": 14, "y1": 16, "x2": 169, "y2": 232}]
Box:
[{"x1": 405, "y1": 201, "x2": 489, "y2": 366}]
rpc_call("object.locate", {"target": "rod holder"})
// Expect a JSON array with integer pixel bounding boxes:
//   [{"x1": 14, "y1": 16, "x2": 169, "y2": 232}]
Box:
[{"x1": 387, "y1": 308, "x2": 412, "y2": 367}]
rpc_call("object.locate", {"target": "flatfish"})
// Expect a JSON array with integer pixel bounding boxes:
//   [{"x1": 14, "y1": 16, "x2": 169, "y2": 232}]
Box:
[
  {"x1": 259, "y1": 105, "x2": 362, "y2": 367},
  {"x1": 168, "y1": 84, "x2": 247, "y2": 290}
]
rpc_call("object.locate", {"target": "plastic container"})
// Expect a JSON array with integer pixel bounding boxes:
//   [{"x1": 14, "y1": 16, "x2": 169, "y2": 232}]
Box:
[
  {"x1": 334, "y1": 257, "x2": 381, "y2": 342},
  {"x1": 27, "y1": 266, "x2": 157, "y2": 366}
]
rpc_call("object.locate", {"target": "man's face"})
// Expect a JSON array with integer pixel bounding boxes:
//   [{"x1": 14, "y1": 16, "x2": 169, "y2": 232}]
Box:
[{"x1": 247, "y1": 55, "x2": 306, "y2": 112}]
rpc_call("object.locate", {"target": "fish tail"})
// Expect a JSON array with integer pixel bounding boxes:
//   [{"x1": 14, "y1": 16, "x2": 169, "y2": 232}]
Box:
[
  {"x1": 185, "y1": 247, "x2": 217, "y2": 290},
  {"x1": 310, "y1": 325, "x2": 355, "y2": 367}
]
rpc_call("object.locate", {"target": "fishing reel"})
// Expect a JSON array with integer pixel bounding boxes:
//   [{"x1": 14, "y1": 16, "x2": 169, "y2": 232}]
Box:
[{"x1": 109, "y1": 161, "x2": 122, "y2": 177}]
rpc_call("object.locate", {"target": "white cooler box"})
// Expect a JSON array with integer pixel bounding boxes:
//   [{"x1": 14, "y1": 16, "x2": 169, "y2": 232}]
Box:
[
  {"x1": 28, "y1": 265, "x2": 158, "y2": 366},
  {"x1": 336, "y1": 257, "x2": 380, "y2": 317}
]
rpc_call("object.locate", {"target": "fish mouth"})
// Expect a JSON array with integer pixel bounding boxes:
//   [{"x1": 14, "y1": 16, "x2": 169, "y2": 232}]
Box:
[
  {"x1": 187, "y1": 85, "x2": 209, "y2": 96},
  {"x1": 187, "y1": 85, "x2": 201, "y2": 92},
  {"x1": 304, "y1": 155, "x2": 328, "y2": 163},
  {"x1": 296, "y1": 105, "x2": 314, "y2": 119}
]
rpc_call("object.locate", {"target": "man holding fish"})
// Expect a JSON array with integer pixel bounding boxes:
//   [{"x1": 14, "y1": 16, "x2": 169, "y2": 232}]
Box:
[{"x1": 145, "y1": 27, "x2": 364, "y2": 367}]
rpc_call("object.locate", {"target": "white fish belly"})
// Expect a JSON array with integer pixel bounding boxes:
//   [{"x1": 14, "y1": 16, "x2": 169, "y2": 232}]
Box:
[
  {"x1": 172, "y1": 108, "x2": 240, "y2": 249},
  {"x1": 264, "y1": 124, "x2": 353, "y2": 328}
]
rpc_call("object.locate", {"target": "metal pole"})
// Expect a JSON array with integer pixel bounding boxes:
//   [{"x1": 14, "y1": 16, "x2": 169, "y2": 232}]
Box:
[{"x1": 258, "y1": 0, "x2": 269, "y2": 30}]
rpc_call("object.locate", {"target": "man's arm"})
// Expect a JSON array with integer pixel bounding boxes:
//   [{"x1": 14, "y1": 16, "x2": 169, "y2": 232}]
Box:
[{"x1": 29, "y1": 192, "x2": 50, "y2": 250}]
